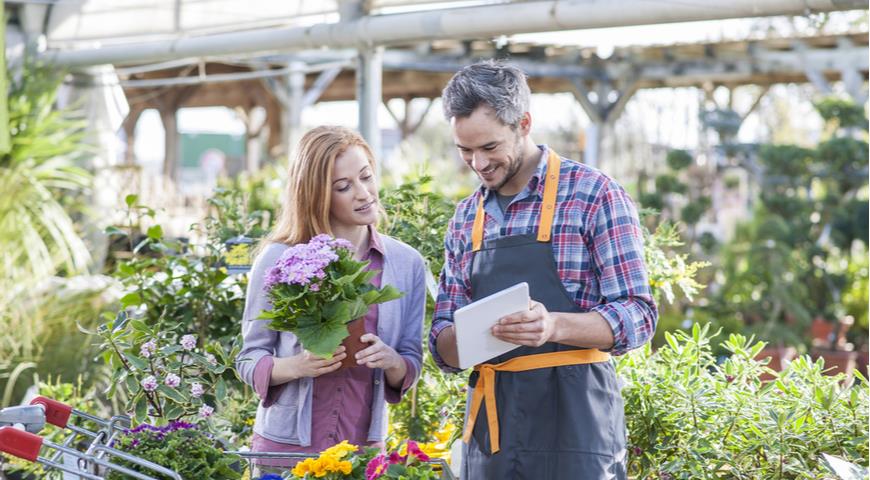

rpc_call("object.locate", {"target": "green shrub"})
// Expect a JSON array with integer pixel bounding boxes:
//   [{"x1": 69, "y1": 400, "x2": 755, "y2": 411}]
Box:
[{"x1": 618, "y1": 323, "x2": 868, "y2": 479}]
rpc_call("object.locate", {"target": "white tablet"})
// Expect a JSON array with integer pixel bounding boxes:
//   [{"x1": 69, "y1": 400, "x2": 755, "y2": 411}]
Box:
[{"x1": 454, "y1": 282, "x2": 530, "y2": 369}]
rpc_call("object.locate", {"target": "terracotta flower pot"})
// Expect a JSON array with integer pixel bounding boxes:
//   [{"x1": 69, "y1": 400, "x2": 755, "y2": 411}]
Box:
[{"x1": 339, "y1": 317, "x2": 368, "y2": 370}]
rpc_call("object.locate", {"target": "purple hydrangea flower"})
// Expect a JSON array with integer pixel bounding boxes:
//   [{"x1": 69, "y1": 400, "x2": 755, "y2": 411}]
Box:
[
  {"x1": 190, "y1": 383, "x2": 204, "y2": 398},
  {"x1": 263, "y1": 235, "x2": 348, "y2": 291},
  {"x1": 164, "y1": 373, "x2": 181, "y2": 388},
  {"x1": 141, "y1": 375, "x2": 158, "y2": 392},
  {"x1": 180, "y1": 334, "x2": 196, "y2": 351},
  {"x1": 139, "y1": 340, "x2": 157, "y2": 359},
  {"x1": 199, "y1": 404, "x2": 214, "y2": 418}
]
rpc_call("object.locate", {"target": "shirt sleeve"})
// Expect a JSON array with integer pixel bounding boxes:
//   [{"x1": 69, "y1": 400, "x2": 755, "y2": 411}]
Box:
[
  {"x1": 429, "y1": 211, "x2": 472, "y2": 373},
  {"x1": 384, "y1": 357, "x2": 418, "y2": 404},
  {"x1": 385, "y1": 253, "x2": 426, "y2": 403},
  {"x1": 587, "y1": 181, "x2": 658, "y2": 355}
]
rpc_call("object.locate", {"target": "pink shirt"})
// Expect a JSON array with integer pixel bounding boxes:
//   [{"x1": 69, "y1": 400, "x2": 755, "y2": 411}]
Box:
[{"x1": 249, "y1": 229, "x2": 416, "y2": 466}]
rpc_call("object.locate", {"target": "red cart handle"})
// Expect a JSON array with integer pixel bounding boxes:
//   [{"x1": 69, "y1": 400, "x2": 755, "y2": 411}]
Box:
[
  {"x1": 30, "y1": 396, "x2": 73, "y2": 428},
  {"x1": 0, "y1": 426, "x2": 43, "y2": 462}
]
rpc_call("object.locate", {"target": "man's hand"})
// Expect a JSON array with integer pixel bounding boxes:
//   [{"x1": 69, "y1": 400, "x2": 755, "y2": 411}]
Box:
[{"x1": 491, "y1": 300, "x2": 558, "y2": 347}]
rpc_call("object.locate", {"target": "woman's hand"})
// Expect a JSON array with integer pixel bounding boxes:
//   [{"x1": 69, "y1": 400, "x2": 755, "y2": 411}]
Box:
[
  {"x1": 357, "y1": 334, "x2": 407, "y2": 389},
  {"x1": 356, "y1": 334, "x2": 402, "y2": 370},
  {"x1": 271, "y1": 346, "x2": 346, "y2": 384}
]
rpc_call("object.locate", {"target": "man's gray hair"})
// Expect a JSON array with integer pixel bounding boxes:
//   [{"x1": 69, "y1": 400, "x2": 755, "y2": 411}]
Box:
[{"x1": 441, "y1": 60, "x2": 531, "y2": 128}]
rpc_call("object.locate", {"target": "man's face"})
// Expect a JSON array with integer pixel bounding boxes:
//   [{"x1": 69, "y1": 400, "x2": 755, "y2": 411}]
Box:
[{"x1": 451, "y1": 106, "x2": 528, "y2": 193}]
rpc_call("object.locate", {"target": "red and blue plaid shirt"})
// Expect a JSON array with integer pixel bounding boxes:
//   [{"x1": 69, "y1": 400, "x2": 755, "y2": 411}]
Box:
[{"x1": 429, "y1": 146, "x2": 657, "y2": 372}]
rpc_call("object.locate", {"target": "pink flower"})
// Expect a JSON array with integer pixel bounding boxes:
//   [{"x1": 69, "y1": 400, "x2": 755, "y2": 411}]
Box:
[
  {"x1": 141, "y1": 375, "x2": 158, "y2": 392},
  {"x1": 164, "y1": 373, "x2": 181, "y2": 388},
  {"x1": 140, "y1": 340, "x2": 157, "y2": 359},
  {"x1": 406, "y1": 440, "x2": 430, "y2": 462},
  {"x1": 388, "y1": 451, "x2": 406, "y2": 464},
  {"x1": 190, "y1": 383, "x2": 204, "y2": 398},
  {"x1": 180, "y1": 334, "x2": 196, "y2": 351},
  {"x1": 198, "y1": 404, "x2": 214, "y2": 418},
  {"x1": 365, "y1": 454, "x2": 389, "y2": 480}
]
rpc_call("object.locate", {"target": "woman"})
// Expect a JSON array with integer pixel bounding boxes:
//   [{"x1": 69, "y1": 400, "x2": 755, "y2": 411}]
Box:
[{"x1": 236, "y1": 126, "x2": 426, "y2": 474}]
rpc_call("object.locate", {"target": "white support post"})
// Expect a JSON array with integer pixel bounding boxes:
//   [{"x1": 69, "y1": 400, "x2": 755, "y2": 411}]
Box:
[
  {"x1": 284, "y1": 61, "x2": 306, "y2": 161},
  {"x1": 357, "y1": 47, "x2": 383, "y2": 169}
]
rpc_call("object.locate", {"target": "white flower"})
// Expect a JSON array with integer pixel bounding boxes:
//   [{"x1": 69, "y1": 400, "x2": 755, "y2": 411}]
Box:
[
  {"x1": 190, "y1": 383, "x2": 204, "y2": 398},
  {"x1": 164, "y1": 373, "x2": 181, "y2": 388},
  {"x1": 180, "y1": 334, "x2": 196, "y2": 351},
  {"x1": 140, "y1": 340, "x2": 157, "y2": 359},
  {"x1": 141, "y1": 375, "x2": 158, "y2": 392},
  {"x1": 205, "y1": 353, "x2": 218, "y2": 366},
  {"x1": 198, "y1": 404, "x2": 214, "y2": 418}
]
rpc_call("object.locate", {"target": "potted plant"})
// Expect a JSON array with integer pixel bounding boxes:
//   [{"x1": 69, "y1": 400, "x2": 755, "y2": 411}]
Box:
[
  {"x1": 259, "y1": 234, "x2": 402, "y2": 366},
  {"x1": 107, "y1": 421, "x2": 240, "y2": 479}
]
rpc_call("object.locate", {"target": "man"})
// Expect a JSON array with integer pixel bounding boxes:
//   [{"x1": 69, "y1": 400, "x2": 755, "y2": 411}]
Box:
[{"x1": 429, "y1": 61, "x2": 657, "y2": 479}]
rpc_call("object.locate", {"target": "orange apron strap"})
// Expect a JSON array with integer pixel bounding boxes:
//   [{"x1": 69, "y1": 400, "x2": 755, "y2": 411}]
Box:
[
  {"x1": 471, "y1": 149, "x2": 561, "y2": 252},
  {"x1": 462, "y1": 349, "x2": 610, "y2": 454},
  {"x1": 471, "y1": 197, "x2": 485, "y2": 252},
  {"x1": 536, "y1": 149, "x2": 561, "y2": 243}
]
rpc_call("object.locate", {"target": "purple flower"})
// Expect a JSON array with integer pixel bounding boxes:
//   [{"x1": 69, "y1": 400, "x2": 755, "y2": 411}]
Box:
[
  {"x1": 139, "y1": 340, "x2": 157, "y2": 359},
  {"x1": 180, "y1": 334, "x2": 196, "y2": 351},
  {"x1": 190, "y1": 382, "x2": 204, "y2": 398},
  {"x1": 262, "y1": 236, "x2": 349, "y2": 292},
  {"x1": 199, "y1": 404, "x2": 214, "y2": 418},
  {"x1": 141, "y1": 375, "x2": 158, "y2": 392},
  {"x1": 164, "y1": 373, "x2": 181, "y2": 388}
]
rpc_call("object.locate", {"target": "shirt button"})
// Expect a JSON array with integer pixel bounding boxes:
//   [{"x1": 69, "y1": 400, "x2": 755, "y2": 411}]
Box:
[{"x1": 374, "y1": 380, "x2": 381, "y2": 385}]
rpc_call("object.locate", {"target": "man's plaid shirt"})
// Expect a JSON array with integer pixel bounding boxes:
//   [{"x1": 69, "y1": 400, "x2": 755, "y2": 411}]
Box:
[{"x1": 429, "y1": 145, "x2": 658, "y2": 373}]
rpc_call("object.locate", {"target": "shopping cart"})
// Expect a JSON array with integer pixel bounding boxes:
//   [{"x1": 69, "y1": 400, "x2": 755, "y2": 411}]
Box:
[{"x1": 0, "y1": 396, "x2": 456, "y2": 479}]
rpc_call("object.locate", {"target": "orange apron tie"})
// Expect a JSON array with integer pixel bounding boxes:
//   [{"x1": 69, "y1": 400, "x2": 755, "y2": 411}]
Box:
[
  {"x1": 472, "y1": 149, "x2": 561, "y2": 252},
  {"x1": 462, "y1": 349, "x2": 611, "y2": 454}
]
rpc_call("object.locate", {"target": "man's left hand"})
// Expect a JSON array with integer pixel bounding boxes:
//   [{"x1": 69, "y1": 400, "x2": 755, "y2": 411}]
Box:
[{"x1": 491, "y1": 300, "x2": 558, "y2": 347}]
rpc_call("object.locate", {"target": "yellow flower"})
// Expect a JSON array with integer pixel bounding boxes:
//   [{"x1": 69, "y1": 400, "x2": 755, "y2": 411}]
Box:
[
  {"x1": 433, "y1": 423, "x2": 456, "y2": 444},
  {"x1": 291, "y1": 458, "x2": 315, "y2": 477},
  {"x1": 310, "y1": 458, "x2": 327, "y2": 478},
  {"x1": 337, "y1": 460, "x2": 353, "y2": 475},
  {"x1": 320, "y1": 440, "x2": 358, "y2": 460}
]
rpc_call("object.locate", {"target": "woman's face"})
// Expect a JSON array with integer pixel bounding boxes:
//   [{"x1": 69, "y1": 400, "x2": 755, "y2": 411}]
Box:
[{"x1": 329, "y1": 145, "x2": 379, "y2": 230}]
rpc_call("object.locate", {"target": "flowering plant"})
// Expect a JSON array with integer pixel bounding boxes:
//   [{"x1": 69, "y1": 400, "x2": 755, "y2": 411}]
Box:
[
  {"x1": 259, "y1": 234, "x2": 403, "y2": 358},
  {"x1": 364, "y1": 440, "x2": 439, "y2": 480},
  {"x1": 288, "y1": 440, "x2": 439, "y2": 480},
  {"x1": 106, "y1": 421, "x2": 240, "y2": 480},
  {"x1": 289, "y1": 441, "x2": 372, "y2": 479}
]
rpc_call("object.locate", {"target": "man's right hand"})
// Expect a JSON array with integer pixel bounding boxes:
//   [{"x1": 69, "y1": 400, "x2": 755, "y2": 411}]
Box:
[{"x1": 271, "y1": 347, "x2": 346, "y2": 384}]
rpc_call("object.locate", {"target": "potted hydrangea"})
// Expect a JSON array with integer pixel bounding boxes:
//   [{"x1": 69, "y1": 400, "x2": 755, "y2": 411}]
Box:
[{"x1": 259, "y1": 234, "x2": 403, "y2": 366}]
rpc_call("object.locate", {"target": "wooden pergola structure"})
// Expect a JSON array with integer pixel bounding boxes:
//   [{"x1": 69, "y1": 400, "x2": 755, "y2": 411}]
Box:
[{"x1": 117, "y1": 31, "x2": 868, "y2": 177}]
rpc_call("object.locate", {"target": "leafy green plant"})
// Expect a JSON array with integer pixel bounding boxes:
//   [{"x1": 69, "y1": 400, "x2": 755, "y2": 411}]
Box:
[
  {"x1": 380, "y1": 175, "x2": 467, "y2": 443},
  {"x1": 87, "y1": 313, "x2": 239, "y2": 423},
  {"x1": 0, "y1": 61, "x2": 91, "y2": 290},
  {"x1": 618, "y1": 323, "x2": 868, "y2": 479},
  {"x1": 106, "y1": 421, "x2": 241, "y2": 480}
]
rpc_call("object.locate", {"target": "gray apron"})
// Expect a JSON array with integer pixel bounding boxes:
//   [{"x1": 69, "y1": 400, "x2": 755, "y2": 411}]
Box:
[{"x1": 463, "y1": 152, "x2": 627, "y2": 480}]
